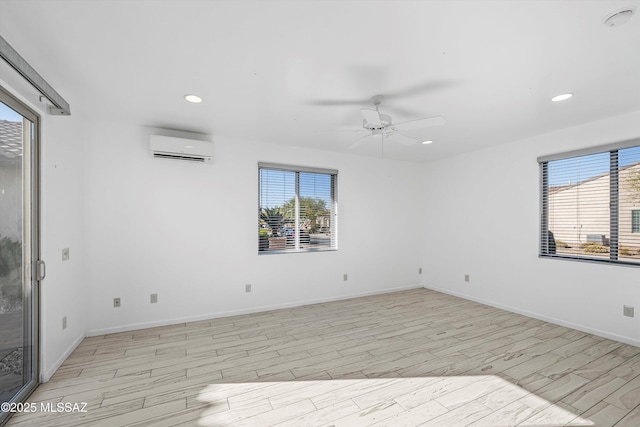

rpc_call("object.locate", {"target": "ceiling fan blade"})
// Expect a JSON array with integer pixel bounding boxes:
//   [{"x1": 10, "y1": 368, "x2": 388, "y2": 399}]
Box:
[
  {"x1": 306, "y1": 97, "x2": 371, "y2": 106},
  {"x1": 314, "y1": 129, "x2": 368, "y2": 135},
  {"x1": 307, "y1": 79, "x2": 459, "y2": 107},
  {"x1": 384, "y1": 79, "x2": 459, "y2": 100},
  {"x1": 383, "y1": 104, "x2": 423, "y2": 118},
  {"x1": 348, "y1": 134, "x2": 374, "y2": 150},
  {"x1": 386, "y1": 132, "x2": 419, "y2": 146},
  {"x1": 360, "y1": 108, "x2": 381, "y2": 127},
  {"x1": 393, "y1": 116, "x2": 445, "y2": 131}
]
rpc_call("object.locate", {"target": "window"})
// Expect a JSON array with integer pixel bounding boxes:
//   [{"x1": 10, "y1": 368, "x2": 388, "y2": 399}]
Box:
[
  {"x1": 633, "y1": 210, "x2": 640, "y2": 234},
  {"x1": 258, "y1": 163, "x2": 337, "y2": 253},
  {"x1": 539, "y1": 140, "x2": 640, "y2": 265}
]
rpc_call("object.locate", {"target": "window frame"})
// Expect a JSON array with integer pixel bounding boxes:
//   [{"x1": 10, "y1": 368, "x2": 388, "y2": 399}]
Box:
[
  {"x1": 258, "y1": 162, "x2": 338, "y2": 254},
  {"x1": 539, "y1": 137, "x2": 640, "y2": 266}
]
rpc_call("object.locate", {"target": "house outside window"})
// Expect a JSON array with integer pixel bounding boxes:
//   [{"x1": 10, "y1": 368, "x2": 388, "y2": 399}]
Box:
[
  {"x1": 539, "y1": 140, "x2": 640, "y2": 265},
  {"x1": 258, "y1": 163, "x2": 337, "y2": 253}
]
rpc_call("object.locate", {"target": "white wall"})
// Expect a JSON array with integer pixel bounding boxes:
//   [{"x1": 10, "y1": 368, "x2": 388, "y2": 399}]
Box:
[
  {"x1": 40, "y1": 113, "x2": 89, "y2": 380},
  {"x1": 84, "y1": 120, "x2": 425, "y2": 335},
  {"x1": 422, "y1": 110, "x2": 640, "y2": 346}
]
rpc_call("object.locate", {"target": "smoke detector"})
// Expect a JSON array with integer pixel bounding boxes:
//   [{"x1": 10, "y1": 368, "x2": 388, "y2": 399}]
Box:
[{"x1": 604, "y1": 7, "x2": 635, "y2": 27}]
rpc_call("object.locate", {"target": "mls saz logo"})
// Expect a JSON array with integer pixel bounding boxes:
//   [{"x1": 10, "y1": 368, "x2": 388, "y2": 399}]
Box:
[{"x1": 40, "y1": 402, "x2": 89, "y2": 413}]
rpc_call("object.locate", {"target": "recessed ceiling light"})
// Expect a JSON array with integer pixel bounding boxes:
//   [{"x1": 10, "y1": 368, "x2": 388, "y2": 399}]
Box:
[
  {"x1": 421, "y1": 140, "x2": 434, "y2": 145},
  {"x1": 184, "y1": 94, "x2": 202, "y2": 103},
  {"x1": 552, "y1": 93, "x2": 573, "y2": 102}
]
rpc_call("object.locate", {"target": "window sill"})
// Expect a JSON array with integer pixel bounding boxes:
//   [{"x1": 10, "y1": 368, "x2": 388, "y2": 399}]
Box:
[
  {"x1": 539, "y1": 253, "x2": 640, "y2": 268},
  {"x1": 258, "y1": 248, "x2": 338, "y2": 255}
]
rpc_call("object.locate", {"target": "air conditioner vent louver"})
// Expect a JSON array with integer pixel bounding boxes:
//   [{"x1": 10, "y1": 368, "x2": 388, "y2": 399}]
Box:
[
  {"x1": 149, "y1": 135, "x2": 213, "y2": 163},
  {"x1": 152, "y1": 153, "x2": 207, "y2": 162}
]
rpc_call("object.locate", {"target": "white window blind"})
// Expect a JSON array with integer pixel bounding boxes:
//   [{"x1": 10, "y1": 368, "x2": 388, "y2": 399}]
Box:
[
  {"x1": 540, "y1": 142, "x2": 640, "y2": 265},
  {"x1": 258, "y1": 163, "x2": 337, "y2": 253}
]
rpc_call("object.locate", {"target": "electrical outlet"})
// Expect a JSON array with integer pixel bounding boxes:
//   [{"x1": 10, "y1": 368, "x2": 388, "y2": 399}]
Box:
[
  {"x1": 113, "y1": 297, "x2": 121, "y2": 308},
  {"x1": 62, "y1": 248, "x2": 70, "y2": 261},
  {"x1": 418, "y1": 268, "x2": 422, "y2": 274},
  {"x1": 624, "y1": 305, "x2": 634, "y2": 318},
  {"x1": 465, "y1": 274, "x2": 470, "y2": 282},
  {"x1": 62, "y1": 316, "x2": 67, "y2": 330},
  {"x1": 245, "y1": 284, "x2": 251, "y2": 292},
  {"x1": 150, "y1": 293, "x2": 158, "y2": 304},
  {"x1": 343, "y1": 274, "x2": 348, "y2": 281}
]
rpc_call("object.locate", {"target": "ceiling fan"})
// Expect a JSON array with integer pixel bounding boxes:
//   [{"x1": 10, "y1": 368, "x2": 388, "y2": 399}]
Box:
[{"x1": 347, "y1": 95, "x2": 445, "y2": 149}]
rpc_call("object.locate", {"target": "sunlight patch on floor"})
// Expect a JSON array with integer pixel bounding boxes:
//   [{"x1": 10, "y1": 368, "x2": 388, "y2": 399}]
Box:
[{"x1": 195, "y1": 375, "x2": 594, "y2": 426}]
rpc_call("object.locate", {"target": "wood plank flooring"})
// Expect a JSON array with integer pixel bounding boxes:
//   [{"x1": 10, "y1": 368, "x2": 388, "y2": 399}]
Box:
[{"x1": 6, "y1": 288, "x2": 640, "y2": 426}]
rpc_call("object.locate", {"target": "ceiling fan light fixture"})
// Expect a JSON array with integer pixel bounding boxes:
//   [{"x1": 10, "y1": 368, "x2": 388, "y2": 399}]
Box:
[
  {"x1": 184, "y1": 94, "x2": 203, "y2": 103},
  {"x1": 604, "y1": 7, "x2": 635, "y2": 27},
  {"x1": 552, "y1": 93, "x2": 573, "y2": 102}
]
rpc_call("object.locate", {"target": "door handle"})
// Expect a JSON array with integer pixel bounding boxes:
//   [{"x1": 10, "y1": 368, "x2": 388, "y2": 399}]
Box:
[{"x1": 36, "y1": 260, "x2": 46, "y2": 281}]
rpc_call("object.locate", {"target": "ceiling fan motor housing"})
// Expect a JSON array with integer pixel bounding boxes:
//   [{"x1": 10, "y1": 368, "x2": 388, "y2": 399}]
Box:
[{"x1": 363, "y1": 113, "x2": 392, "y2": 130}]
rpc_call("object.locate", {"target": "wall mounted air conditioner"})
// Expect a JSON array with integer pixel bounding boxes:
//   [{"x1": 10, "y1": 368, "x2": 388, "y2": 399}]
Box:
[{"x1": 149, "y1": 135, "x2": 213, "y2": 163}]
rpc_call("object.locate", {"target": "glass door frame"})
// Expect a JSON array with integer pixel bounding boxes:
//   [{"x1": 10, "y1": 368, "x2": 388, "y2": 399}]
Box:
[{"x1": 0, "y1": 84, "x2": 41, "y2": 426}]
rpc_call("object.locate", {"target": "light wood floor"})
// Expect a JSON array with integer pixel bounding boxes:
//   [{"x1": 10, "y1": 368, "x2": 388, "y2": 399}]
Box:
[{"x1": 7, "y1": 288, "x2": 640, "y2": 426}]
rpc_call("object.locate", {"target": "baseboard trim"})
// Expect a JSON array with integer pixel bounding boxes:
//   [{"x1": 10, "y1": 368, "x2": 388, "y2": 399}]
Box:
[
  {"x1": 86, "y1": 283, "x2": 423, "y2": 337},
  {"x1": 40, "y1": 332, "x2": 85, "y2": 383},
  {"x1": 423, "y1": 284, "x2": 640, "y2": 348}
]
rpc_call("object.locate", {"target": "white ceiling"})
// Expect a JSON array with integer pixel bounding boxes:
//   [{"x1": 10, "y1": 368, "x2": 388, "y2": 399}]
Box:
[{"x1": 1, "y1": 0, "x2": 640, "y2": 162}]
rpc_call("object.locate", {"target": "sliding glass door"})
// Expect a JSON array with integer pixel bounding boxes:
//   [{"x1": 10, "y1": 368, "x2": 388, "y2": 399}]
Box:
[{"x1": 0, "y1": 87, "x2": 40, "y2": 425}]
